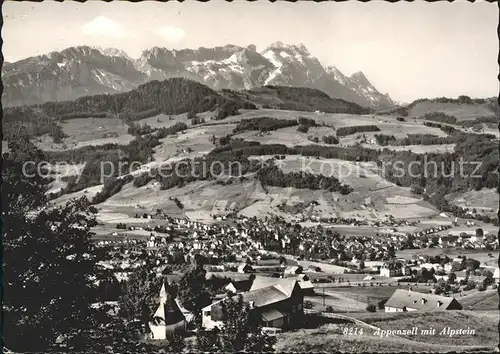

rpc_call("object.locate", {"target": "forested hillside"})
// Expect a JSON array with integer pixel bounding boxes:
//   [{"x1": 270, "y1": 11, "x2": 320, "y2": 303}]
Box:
[{"x1": 3, "y1": 78, "x2": 257, "y2": 139}]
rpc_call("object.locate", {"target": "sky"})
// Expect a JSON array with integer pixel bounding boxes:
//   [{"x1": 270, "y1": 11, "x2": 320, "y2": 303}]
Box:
[{"x1": 2, "y1": 1, "x2": 498, "y2": 103}]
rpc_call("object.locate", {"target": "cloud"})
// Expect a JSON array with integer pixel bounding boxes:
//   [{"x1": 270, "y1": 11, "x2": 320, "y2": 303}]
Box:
[
  {"x1": 156, "y1": 26, "x2": 185, "y2": 43},
  {"x1": 81, "y1": 16, "x2": 124, "y2": 38}
]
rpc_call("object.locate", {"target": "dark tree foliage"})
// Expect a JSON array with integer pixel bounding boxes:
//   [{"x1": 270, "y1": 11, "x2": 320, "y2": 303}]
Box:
[
  {"x1": 216, "y1": 100, "x2": 256, "y2": 120},
  {"x1": 191, "y1": 116, "x2": 206, "y2": 125},
  {"x1": 92, "y1": 175, "x2": 134, "y2": 204},
  {"x1": 208, "y1": 142, "x2": 380, "y2": 162},
  {"x1": 233, "y1": 117, "x2": 298, "y2": 132},
  {"x1": 424, "y1": 112, "x2": 457, "y2": 125},
  {"x1": 96, "y1": 274, "x2": 123, "y2": 302},
  {"x1": 322, "y1": 135, "x2": 339, "y2": 145},
  {"x1": 297, "y1": 117, "x2": 317, "y2": 127},
  {"x1": 3, "y1": 78, "x2": 253, "y2": 139},
  {"x1": 374, "y1": 134, "x2": 396, "y2": 146},
  {"x1": 3, "y1": 106, "x2": 59, "y2": 140},
  {"x1": 37, "y1": 78, "x2": 253, "y2": 117},
  {"x1": 58, "y1": 112, "x2": 111, "y2": 120},
  {"x1": 336, "y1": 125, "x2": 380, "y2": 137},
  {"x1": 133, "y1": 171, "x2": 157, "y2": 188},
  {"x1": 297, "y1": 125, "x2": 309, "y2": 133},
  {"x1": 120, "y1": 108, "x2": 163, "y2": 122},
  {"x1": 156, "y1": 122, "x2": 188, "y2": 138},
  {"x1": 215, "y1": 294, "x2": 276, "y2": 352},
  {"x1": 177, "y1": 266, "x2": 212, "y2": 326},
  {"x1": 2, "y1": 138, "x2": 106, "y2": 352},
  {"x1": 257, "y1": 164, "x2": 353, "y2": 194},
  {"x1": 50, "y1": 124, "x2": 68, "y2": 143},
  {"x1": 460, "y1": 116, "x2": 498, "y2": 128},
  {"x1": 390, "y1": 134, "x2": 456, "y2": 146},
  {"x1": 251, "y1": 85, "x2": 369, "y2": 114},
  {"x1": 118, "y1": 266, "x2": 163, "y2": 332},
  {"x1": 127, "y1": 123, "x2": 155, "y2": 136}
]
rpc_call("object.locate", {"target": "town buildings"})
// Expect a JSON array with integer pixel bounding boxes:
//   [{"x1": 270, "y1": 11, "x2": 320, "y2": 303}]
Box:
[{"x1": 202, "y1": 278, "x2": 304, "y2": 330}]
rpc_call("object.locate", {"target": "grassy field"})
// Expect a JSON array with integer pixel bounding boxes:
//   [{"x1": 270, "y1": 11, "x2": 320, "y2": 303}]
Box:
[
  {"x1": 409, "y1": 101, "x2": 496, "y2": 121},
  {"x1": 324, "y1": 285, "x2": 432, "y2": 304},
  {"x1": 360, "y1": 143, "x2": 457, "y2": 154},
  {"x1": 396, "y1": 247, "x2": 499, "y2": 267},
  {"x1": 348, "y1": 310, "x2": 497, "y2": 347},
  {"x1": 35, "y1": 117, "x2": 134, "y2": 151},
  {"x1": 250, "y1": 155, "x2": 437, "y2": 220},
  {"x1": 235, "y1": 126, "x2": 321, "y2": 147},
  {"x1": 448, "y1": 188, "x2": 498, "y2": 214},
  {"x1": 277, "y1": 319, "x2": 493, "y2": 353},
  {"x1": 459, "y1": 290, "x2": 498, "y2": 311}
]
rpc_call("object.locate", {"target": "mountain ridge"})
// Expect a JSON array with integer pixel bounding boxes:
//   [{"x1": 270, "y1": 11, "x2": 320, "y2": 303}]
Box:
[{"x1": 2, "y1": 43, "x2": 394, "y2": 109}]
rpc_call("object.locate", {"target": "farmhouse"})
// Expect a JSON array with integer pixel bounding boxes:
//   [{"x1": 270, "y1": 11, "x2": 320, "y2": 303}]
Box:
[
  {"x1": 380, "y1": 261, "x2": 403, "y2": 277},
  {"x1": 225, "y1": 279, "x2": 254, "y2": 294},
  {"x1": 284, "y1": 265, "x2": 303, "y2": 275},
  {"x1": 237, "y1": 263, "x2": 254, "y2": 273},
  {"x1": 202, "y1": 278, "x2": 304, "y2": 330},
  {"x1": 385, "y1": 289, "x2": 462, "y2": 312}
]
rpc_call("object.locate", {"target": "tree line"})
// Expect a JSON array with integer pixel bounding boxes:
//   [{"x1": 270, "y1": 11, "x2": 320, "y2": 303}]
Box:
[
  {"x1": 233, "y1": 117, "x2": 298, "y2": 133},
  {"x1": 251, "y1": 85, "x2": 370, "y2": 115},
  {"x1": 257, "y1": 165, "x2": 353, "y2": 194},
  {"x1": 424, "y1": 112, "x2": 457, "y2": 125},
  {"x1": 336, "y1": 125, "x2": 380, "y2": 137}
]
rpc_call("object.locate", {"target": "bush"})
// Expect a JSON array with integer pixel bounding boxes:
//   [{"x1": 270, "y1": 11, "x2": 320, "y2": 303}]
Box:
[
  {"x1": 476, "y1": 284, "x2": 486, "y2": 292},
  {"x1": 325, "y1": 305, "x2": 334, "y2": 313},
  {"x1": 336, "y1": 125, "x2": 380, "y2": 137},
  {"x1": 366, "y1": 304, "x2": 376, "y2": 312},
  {"x1": 322, "y1": 135, "x2": 339, "y2": 145},
  {"x1": 297, "y1": 125, "x2": 309, "y2": 133},
  {"x1": 304, "y1": 300, "x2": 314, "y2": 309},
  {"x1": 234, "y1": 117, "x2": 298, "y2": 132},
  {"x1": 377, "y1": 299, "x2": 387, "y2": 310}
]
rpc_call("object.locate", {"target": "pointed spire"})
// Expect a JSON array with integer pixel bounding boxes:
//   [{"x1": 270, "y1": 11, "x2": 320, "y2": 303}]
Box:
[{"x1": 160, "y1": 282, "x2": 168, "y2": 300}]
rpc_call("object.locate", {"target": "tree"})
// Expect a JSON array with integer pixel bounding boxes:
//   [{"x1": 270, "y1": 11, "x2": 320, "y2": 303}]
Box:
[
  {"x1": 464, "y1": 258, "x2": 480, "y2": 271},
  {"x1": 279, "y1": 256, "x2": 287, "y2": 266},
  {"x1": 195, "y1": 328, "x2": 222, "y2": 352},
  {"x1": 177, "y1": 266, "x2": 212, "y2": 327},
  {"x1": 377, "y1": 299, "x2": 387, "y2": 310},
  {"x1": 475, "y1": 228, "x2": 484, "y2": 237},
  {"x1": 118, "y1": 266, "x2": 163, "y2": 332},
  {"x1": 304, "y1": 300, "x2": 314, "y2": 309},
  {"x1": 217, "y1": 295, "x2": 276, "y2": 352},
  {"x1": 165, "y1": 332, "x2": 186, "y2": 352},
  {"x1": 366, "y1": 304, "x2": 377, "y2": 312},
  {"x1": 447, "y1": 272, "x2": 457, "y2": 284},
  {"x1": 2, "y1": 138, "x2": 102, "y2": 352}
]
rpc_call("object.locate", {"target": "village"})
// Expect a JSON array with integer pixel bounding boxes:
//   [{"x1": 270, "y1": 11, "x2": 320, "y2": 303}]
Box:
[{"x1": 93, "y1": 211, "x2": 499, "y2": 341}]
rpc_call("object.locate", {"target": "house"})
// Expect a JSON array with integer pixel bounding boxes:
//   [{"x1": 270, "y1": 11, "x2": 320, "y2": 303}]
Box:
[
  {"x1": 237, "y1": 264, "x2": 254, "y2": 274},
  {"x1": 454, "y1": 271, "x2": 467, "y2": 282},
  {"x1": 225, "y1": 279, "x2": 253, "y2": 294},
  {"x1": 385, "y1": 289, "x2": 462, "y2": 312},
  {"x1": 494, "y1": 268, "x2": 500, "y2": 283},
  {"x1": 202, "y1": 278, "x2": 304, "y2": 330},
  {"x1": 469, "y1": 275, "x2": 487, "y2": 284},
  {"x1": 284, "y1": 265, "x2": 303, "y2": 275},
  {"x1": 149, "y1": 284, "x2": 187, "y2": 339},
  {"x1": 297, "y1": 280, "x2": 315, "y2": 295},
  {"x1": 380, "y1": 261, "x2": 403, "y2": 277}
]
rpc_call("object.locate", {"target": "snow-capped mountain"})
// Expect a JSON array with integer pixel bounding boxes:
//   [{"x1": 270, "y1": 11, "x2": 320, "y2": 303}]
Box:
[{"x1": 2, "y1": 43, "x2": 394, "y2": 108}]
